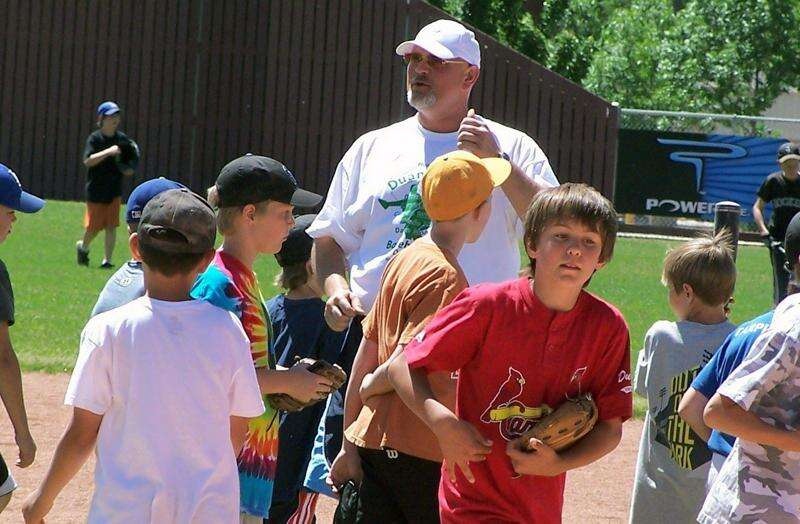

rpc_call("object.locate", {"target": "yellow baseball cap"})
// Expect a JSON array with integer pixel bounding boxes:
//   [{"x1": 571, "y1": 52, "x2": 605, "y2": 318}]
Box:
[{"x1": 421, "y1": 150, "x2": 512, "y2": 221}]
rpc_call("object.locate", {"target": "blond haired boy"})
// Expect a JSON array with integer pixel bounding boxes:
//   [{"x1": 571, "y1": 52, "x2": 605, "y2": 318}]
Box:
[
  {"x1": 629, "y1": 231, "x2": 737, "y2": 523},
  {"x1": 191, "y1": 155, "x2": 333, "y2": 522}
]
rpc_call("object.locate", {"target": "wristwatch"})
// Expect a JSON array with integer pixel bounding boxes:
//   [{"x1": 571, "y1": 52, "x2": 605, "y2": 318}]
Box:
[{"x1": 498, "y1": 152, "x2": 510, "y2": 161}]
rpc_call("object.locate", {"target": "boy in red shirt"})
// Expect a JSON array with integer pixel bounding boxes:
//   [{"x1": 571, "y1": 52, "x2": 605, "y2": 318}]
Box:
[{"x1": 389, "y1": 183, "x2": 632, "y2": 523}]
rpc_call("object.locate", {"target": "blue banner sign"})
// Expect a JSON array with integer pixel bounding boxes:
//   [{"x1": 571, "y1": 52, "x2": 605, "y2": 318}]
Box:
[{"x1": 615, "y1": 129, "x2": 789, "y2": 221}]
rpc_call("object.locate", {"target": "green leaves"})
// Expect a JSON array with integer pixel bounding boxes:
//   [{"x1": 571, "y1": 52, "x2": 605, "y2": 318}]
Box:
[{"x1": 434, "y1": 0, "x2": 800, "y2": 116}]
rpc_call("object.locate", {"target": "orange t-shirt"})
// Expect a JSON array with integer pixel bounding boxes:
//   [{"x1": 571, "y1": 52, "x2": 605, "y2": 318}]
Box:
[{"x1": 345, "y1": 239, "x2": 468, "y2": 462}]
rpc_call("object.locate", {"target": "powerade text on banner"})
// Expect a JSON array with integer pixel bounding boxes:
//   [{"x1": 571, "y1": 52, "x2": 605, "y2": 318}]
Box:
[{"x1": 614, "y1": 129, "x2": 789, "y2": 221}]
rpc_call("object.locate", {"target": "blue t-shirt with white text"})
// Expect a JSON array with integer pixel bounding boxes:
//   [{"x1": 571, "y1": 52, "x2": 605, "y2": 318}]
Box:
[{"x1": 691, "y1": 311, "x2": 774, "y2": 456}]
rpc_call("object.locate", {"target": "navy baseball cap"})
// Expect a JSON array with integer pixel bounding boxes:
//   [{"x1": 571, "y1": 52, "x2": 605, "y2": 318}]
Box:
[
  {"x1": 97, "y1": 101, "x2": 121, "y2": 117},
  {"x1": 214, "y1": 155, "x2": 322, "y2": 208},
  {"x1": 275, "y1": 214, "x2": 316, "y2": 267},
  {"x1": 126, "y1": 178, "x2": 186, "y2": 224},
  {"x1": 0, "y1": 164, "x2": 45, "y2": 213}
]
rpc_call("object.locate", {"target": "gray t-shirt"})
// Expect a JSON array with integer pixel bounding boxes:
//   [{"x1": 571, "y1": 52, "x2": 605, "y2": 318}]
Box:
[
  {"x1": 90, "y1": 261, "x2": 145, "y2": 317},
  {"x1": 0, "y1": 260, "x2": 13, "y2": 326},
  {"x1": 630, "y1": 319, "x2": 735, "y2": 524},
  {"x1": 699, "y1": 295, "x2": 800, "y2": 524}
]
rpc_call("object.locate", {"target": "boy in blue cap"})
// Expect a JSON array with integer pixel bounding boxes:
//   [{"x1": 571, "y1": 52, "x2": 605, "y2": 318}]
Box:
[
  {"x1": 0, "y1": 163, "x2": 44, "y2": 514},
  {"x1": 90, "y1": 177, "x2": 184, "y2": 316},
  {"x1": 77, "y1": 101, "x2": 139, "y2": 269}
]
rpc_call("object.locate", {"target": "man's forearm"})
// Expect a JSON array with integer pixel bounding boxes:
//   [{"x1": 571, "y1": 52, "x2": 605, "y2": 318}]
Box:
[
  {"x1": 0, "y1": 345, "x2": 31, "y2": 437},
  {"x1": 311, "y1": 237, "x2": 350, "y2": 296},
  {"x1": 501, "y1": 163, "x2": 543, "y2": 219},
  {"x1": 704, "y1": 393, "x2": 798, "y2": 451}
]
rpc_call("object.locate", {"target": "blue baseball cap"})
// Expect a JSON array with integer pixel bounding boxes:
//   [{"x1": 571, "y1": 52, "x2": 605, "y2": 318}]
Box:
[
  {"x1": 0, "y1": 164, "x2": 45, "y2": 213},
  {"x1": 97, "y1": 101, "x2": 121, "y2": 117},
  {"x1": 126, "y1": 177, "x2": 185, "y2": 224}
]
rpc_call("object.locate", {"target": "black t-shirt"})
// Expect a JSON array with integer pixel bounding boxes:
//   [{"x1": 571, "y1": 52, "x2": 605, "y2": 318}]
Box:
[
  {"x1": 82, "y1": 130, "x2": 137, "y2": 203},
  {"x1": 0, "y1": 260, "x2": 14, "y2": 327},
  {"x1": 757, "y1": 171, "x2": 800, "y2": 240}
]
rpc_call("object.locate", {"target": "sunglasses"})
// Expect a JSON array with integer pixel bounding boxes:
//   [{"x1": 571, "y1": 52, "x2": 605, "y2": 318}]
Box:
[{"x1": 403, "y1": 53, "x2": 467, "y2": 69}]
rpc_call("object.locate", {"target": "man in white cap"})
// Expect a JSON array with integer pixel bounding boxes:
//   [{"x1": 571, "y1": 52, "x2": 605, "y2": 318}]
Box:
[{"x1": 307, "y1": 18, "x2": 558, "y2": 506}]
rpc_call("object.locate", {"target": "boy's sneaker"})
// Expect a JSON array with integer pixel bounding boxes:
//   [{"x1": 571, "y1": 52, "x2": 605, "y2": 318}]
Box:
[
  {"x1": 100, "y1": 260, "x2": 114, "y2": 269},
  {"x1": 76, "y1": 241, "x2": 89, "y2": 266}
]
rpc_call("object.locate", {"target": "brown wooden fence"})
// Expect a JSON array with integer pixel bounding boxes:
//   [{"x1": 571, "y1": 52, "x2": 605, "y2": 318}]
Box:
[{"x1": 0, "y1": 0, "x2": 618, "y2": 202}]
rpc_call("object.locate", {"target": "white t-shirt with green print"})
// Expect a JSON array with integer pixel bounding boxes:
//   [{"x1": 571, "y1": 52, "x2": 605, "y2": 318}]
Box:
[{"x1": 307, "y1": 115, "x2": 557, "y2": 310}]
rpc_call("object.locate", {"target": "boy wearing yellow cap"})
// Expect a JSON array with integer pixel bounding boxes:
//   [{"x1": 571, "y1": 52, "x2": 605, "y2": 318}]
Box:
[{"x1": 328, "y1": 150, "x2": 509, "y2": 522}]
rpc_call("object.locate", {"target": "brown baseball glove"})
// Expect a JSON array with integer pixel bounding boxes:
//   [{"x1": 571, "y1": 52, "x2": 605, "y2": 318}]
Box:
[
  {"x1": 267, "y1": 359, "x2": 347, "y2": 413},
  {"x1": 518, "y1": 394, "x2": 598, "y2": 452}
]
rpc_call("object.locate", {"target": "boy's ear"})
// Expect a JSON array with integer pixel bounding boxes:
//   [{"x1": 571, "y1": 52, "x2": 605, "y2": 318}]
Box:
[
  {"x1": 682, "y1": 283, "x2": 694, "y2": 298},
  {"x1": 129, "y1": 232, "x2": 141, "y2": 260},
  {"x1": 305, "y1": 259, "x2": 315, "y2": 276},
  {"x1": 243, "y1": 204, "x2": 257, "y2": 222}
]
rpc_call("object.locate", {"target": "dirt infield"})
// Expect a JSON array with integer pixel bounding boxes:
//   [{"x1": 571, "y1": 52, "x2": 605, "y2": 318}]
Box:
[{"x1": 0, "y1": 373, "x2": 642, "y2": 523}]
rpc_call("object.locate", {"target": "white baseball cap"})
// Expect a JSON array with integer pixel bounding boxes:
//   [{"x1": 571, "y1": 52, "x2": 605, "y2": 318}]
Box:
[{"x1": 395, "y1": 20, "x2": 481, "y2": 68}]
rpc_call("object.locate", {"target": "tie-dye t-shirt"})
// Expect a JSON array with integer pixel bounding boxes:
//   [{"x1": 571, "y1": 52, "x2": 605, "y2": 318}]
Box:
[{"x1": 191, "y1": 250, "x2": 278, "y2": 517}]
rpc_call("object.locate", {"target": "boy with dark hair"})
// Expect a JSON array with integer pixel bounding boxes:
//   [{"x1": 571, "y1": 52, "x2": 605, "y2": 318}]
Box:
[
  {"x1": 191, "y1": 154, "x2": 334, "y2": 523},
  {"x1": 267, "y1": 214, "x2": 346, "y2": 523},
  {"x1": 22, "y1": 188, "x2": 265, "y2": 523},
  {"x1": 77, "y1": 101, "x2": 139, "y2": 268},
  {"x1": 0, "y1": 163, "x2": 43, "y2": 514},
  {"x1": 91, "y1": 177, "x2": 184, "y2": 316},
  {"x1": 629, "y1": 232, "x2": 737, "y2": 523},
  {"x1": 699, "y1": 212, "x2": 800, "y2": 523},
  {"x1": 388, "y1": 183, "x2": 631, "y2": 522},
  {"x1": 331, "y1": 150, "x2": 506, "y2": 522}
]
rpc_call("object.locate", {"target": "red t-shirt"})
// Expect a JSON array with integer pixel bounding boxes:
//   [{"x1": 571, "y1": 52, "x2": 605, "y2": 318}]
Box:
[{"x1": 405, "y1": 277, "x2": 632, "y2": 523}]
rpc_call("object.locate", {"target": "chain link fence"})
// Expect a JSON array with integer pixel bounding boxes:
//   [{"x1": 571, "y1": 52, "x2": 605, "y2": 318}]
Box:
[{"x1": 618, "y1": 107, "x2": 800, "y2": 232}]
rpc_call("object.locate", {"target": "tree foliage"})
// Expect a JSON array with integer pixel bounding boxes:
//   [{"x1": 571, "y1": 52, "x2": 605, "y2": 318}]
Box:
[{"x1": 430, "y1": 0, "x2": 800, "y2": 115}]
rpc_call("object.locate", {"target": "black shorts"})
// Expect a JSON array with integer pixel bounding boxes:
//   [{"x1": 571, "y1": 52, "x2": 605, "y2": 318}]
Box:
[
  {"x1": 0, "y1": 451, "x2": 15, "y2": 496},
  {"x1": 355, "y1": 447, "x2": 441, "y2": 524}
]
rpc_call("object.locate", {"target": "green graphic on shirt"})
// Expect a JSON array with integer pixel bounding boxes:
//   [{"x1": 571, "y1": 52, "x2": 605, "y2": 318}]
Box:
[
  {"x1": 378, "y1": 184, "x2": 431, "y2": 240},
  {"x1": 652, "y1": 365, "x2": 711, "y2": 470}
]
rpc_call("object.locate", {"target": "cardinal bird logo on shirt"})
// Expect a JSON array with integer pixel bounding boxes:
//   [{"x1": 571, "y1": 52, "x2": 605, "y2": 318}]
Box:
[{"x1": 480, "y1": 367, "x2": 552, "y2": 441}]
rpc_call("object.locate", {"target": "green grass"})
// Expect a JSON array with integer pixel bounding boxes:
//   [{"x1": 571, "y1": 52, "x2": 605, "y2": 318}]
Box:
[
  {"x1": 3, "y1": 200, "x2": 775, "y2": 420},
  {"x1": 2, "y1": 200, "x2": 281, "y2": 372}
]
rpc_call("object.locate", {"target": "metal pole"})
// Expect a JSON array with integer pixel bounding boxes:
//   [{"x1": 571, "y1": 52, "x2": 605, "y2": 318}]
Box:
[{"x1": 714, "y1": 201, "x2": 741, "y2": 261}]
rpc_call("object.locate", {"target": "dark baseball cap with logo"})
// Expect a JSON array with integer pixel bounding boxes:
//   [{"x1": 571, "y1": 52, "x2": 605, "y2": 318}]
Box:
[
  {"x1": 138, "y1": 188, "x2": 216, "y2": 254},
  {"x1": 778, "y1": 142, "x2": 800, "y2": 163},
  {"x1": 214, "y1": 155, "x2": 322, "y2": 208},
  {"x1": 275, "y1": 214, "x2": 316, "y2": 267}
]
